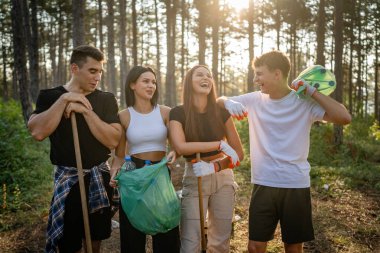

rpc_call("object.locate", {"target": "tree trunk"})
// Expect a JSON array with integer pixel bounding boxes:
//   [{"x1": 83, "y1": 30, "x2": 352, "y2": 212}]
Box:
[
  {"x1": 72, "y1": 0, "x2": 85, "y2": 47},
  {"x1": 56, "y1": 12, "x2": 64, "y2": 85},
  {"x1": 63, "y1": 39, "x2": 69, "y2": 84},
  {"x1": 356, "y1": 0, "x2": 363, "y2": 116},
  {"x1": 11, "y1": 0, "x2": 33, "y2": 124},
  {"x1": 348, "y1": 2, "x2": 354, "y2": 115},
  {"x1": 364, "y1": 53, "x2": 369, "y2": 117},
  {"x1": 139, "y1": 0, "x2": 144, "y2": 65},
  {"x1": 195, "y1": 0, "x2": 206, "y2": 65},
  {"x1": 260, "y1": 4, "x2": 264, "y2": 54},
  {"x1": 211, "y1": 0, "x2": 219, "y2": 92},
  {"x1": 25, "y1": 0, "x2": 39, "y2": 102},
  {"x1": 275, "y1": 0, "x2": 281, "y2": 50},
  {"x1": 165, "y1": 0, "x2": 177, "y2": 107},
  {"x1": 333, "y1": 0, "x2": 343, "y2": 146},
  {"x1": 106, "y1": 0, "x2": 116, "y2": 94},
  {"x1": 375, "y1": 25, "x2": 379, "y2": 122},
  {"x1": 154, "y1": 0, "x2": 163, "y2": 103},
  {"x1": 12, "y1": 68, "x2": 19, "y2": 100},
  {"x1": 98, "y1": 0, "x2": 105, "y2": 90},
  {"x1": 374, "y1": 0, "x2": 379, "y2": 122},
  {"x1": 39, "y1": 25, "x2": 48, "y2": 90},
  {"x1": 2, "y1": 44, "x2": 8, "y2": 101},
  {"x1": 220, "y1": 28, "x2": 226, "y2": 94},
  {"x1": 21, "y1": 0, "x2": 34, "y2": 96},
  {"x1": 119, "y1": 0, "x2": 127, "y2": 107},
  {"x1": 247, "y1": 0, "x2": 255, "y2": 92},
  {"x1": 48, "y1": 20, "x2": 57, "y2": 87},
  {"x1": 290, "y1": 22, "x2": 297, "y2": 81},
  {"x1": 316, "y1": 0, "x2": 326, "y2": 66},
  {"x1": 132, "y1": 0, "x2": 138, "y2": 66},
  {"x1": 363, "y1": 2, "x2": 369, "y2": 117},
  {"x1": 180, "y1": 0, "x2": 186, "y2": 83}
]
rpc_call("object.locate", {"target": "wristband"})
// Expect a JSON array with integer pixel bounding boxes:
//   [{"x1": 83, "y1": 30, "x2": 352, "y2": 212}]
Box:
[
  {"x1": 216, "y1": 161, "x2": 222, "y2": 172},
  {"x1": 213, "y1": 161, "x2": 221, "y2": 172},
  {"x1": 213, "y1": 161, "x2": 222, "y2": 172}
]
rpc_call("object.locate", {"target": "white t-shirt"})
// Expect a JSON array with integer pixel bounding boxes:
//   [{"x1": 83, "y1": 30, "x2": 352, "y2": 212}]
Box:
[{"x1": 230, "y1": 90, "x2": 325, "y2": 188}]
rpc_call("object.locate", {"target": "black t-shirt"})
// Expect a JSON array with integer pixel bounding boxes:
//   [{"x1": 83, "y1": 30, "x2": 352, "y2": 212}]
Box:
[
  {"x1": 33, "y1": 86, "x2": 120, "y2": 169},
  {"x1": 169, "y1": 105, "x2": 230, "y2": 159}
]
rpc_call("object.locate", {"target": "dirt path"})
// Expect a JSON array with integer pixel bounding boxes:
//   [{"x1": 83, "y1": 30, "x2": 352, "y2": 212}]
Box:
[{"x1": 1, "y1": 161, "x2": 379, "y2": 252}]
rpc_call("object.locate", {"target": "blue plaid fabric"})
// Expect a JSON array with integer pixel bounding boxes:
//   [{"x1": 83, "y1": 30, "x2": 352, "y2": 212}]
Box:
[{"x1": 45, "y1": 162, "x2": 110, "y2": 253}]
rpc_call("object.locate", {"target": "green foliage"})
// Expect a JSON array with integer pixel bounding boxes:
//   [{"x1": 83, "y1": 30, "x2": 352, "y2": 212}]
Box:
[
  {"x1": 308, "y1": 118, "x2": 380, "y2": 191},
  {"x1": 309, "y1": 118, "x2": 380, "y2": 165},
  {"x1": 309, "y1": 123, "x2": 337, "y2": 165},
  {"x1": 370, "y1": 120, "x2": 380, "y2": 141},
  {"x1": 343, "y1": 118, "x2": 380, "y2": 163},
  {"x1": 0, "y1": 100, "x2": 52, "y2": 219},
  {"x1": 234, "y1": 119, "x2": 250, "y2": 161}
]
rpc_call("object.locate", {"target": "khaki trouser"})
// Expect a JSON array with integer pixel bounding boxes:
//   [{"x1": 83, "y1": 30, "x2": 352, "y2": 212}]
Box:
[{"x1": 180, "y1": 162, "x2": 238, "y2": 253}]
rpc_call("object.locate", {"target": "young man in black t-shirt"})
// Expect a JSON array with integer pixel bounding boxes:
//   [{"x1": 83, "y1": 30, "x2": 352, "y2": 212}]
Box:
[{"x1": 28, "y1": 45, "x2": 122, "y2": 253}]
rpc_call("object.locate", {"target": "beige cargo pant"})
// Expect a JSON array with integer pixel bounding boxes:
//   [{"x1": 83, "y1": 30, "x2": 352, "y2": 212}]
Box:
[{"x1": 180, "y1": 162, "x2": 238, "y2": 253}]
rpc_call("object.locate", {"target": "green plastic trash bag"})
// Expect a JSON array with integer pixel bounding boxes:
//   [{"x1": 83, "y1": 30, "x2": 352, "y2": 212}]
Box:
[
  {"x1": 293, "y1": 65, "x2": 336, "y2": 99},
  {"x1": 115, "y1": 158, "x2": 180, "y2": 235}
]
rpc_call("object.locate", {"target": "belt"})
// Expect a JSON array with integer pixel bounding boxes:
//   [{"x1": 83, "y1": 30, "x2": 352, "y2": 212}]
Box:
[{"x1": 131, "y1": 155, "x2": 160, "y2": 169}]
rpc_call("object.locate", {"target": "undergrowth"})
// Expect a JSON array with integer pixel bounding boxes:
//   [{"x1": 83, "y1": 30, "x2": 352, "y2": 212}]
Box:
[{"x1": 0, "y1": 100, "x2": 52, "y2": 231}]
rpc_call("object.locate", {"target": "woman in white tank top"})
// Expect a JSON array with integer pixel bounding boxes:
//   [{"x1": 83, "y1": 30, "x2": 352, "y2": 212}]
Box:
[{"x1": 110, "y1": 66, "x2": 179, "y2": 253}]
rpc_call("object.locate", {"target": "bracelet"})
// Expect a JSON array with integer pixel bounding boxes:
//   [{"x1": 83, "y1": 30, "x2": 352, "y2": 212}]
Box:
[
  {"x1": 216, "y1": 161, "x2": 222, "y2": 172},
  {"x1": 213, "y1": 162, "x2": 218, "y2": 173}
]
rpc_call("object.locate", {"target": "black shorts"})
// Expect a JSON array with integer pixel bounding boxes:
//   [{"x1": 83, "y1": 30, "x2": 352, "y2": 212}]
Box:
[
  {"x1": 248, "y1": 184, "x2": 314, "y2": 244},
  {"x1": 58, "y1": 171, "x2": 113, "y2": 253}
]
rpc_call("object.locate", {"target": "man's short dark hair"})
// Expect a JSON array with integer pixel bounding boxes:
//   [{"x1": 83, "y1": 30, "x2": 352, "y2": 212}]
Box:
[
  {"x1": 253, "y1": 51, "x2": 291, "y2": 78},
  {"x1": 70, "y1": 45, "x2": 105, "y2": 68}
]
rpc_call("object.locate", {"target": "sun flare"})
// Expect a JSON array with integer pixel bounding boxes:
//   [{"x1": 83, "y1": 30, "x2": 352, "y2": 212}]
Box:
[{"x1": 225, "y1": 0, "x2": 249, "y2": 12}]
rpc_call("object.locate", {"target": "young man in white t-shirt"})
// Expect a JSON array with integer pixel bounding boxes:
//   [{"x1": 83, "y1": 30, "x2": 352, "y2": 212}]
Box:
[{"x1": 217, "y1": 51, "x2": 351, "y2": 253}]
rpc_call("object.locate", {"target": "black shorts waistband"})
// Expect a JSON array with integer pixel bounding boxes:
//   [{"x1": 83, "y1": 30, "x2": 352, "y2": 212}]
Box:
[{"x1": 131, "y1": 156, "x2": 160, "y2": 169}]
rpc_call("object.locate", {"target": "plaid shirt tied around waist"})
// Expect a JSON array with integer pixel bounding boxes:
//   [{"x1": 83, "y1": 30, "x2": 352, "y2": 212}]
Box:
[{"x1": 45, "y1": 162, "x2": 110, "y2": 253}]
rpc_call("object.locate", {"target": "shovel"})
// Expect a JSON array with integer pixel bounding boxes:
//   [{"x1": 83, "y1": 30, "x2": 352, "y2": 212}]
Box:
[
  {"x1": 196, "y1": 153, "x2": 207, "y2": 253},
  {"x1": 71, "y1": 113, "x2": 93, "y2": 253}
]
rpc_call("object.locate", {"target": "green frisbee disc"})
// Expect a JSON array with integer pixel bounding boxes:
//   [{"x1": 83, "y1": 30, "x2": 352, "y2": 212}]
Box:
[{"x1": 294, "y1": 65, "x2": 336, "y2": 97}]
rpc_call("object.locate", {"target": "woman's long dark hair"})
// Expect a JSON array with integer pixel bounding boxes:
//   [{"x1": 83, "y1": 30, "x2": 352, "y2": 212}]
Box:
[
  {"x1": 182, "y1": 65, "x2": 226, "y2": 141},
  {"x1": 125, "y1": 66, "x2": 158, "y2": 107}
]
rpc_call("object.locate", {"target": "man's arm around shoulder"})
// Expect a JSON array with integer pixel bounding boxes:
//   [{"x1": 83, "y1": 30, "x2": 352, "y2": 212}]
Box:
[
  {"x1": 217, "y1": 96, "x2": 247, "y2": 120},
  {"x1": 216, "y1": 96, "x2": 228, "y2": 108}
]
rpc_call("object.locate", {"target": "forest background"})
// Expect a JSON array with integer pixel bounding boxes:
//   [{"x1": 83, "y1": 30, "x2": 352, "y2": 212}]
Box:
[{"x1": 0, "y1": 0, "x2": 380, "y2": 252}]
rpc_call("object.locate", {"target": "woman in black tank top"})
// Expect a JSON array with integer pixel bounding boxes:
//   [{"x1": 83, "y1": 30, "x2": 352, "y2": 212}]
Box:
[{"x1": 169, "y1": 65, "x2": 244, "y2": 252}]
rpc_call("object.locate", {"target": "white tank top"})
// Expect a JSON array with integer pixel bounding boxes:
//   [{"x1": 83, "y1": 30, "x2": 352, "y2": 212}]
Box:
[{"x1": 126, "y1": 106, "x2": 167, "y2": 155}]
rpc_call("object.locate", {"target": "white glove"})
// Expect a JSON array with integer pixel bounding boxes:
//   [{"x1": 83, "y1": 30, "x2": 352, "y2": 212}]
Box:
[
  {"x1": 193, "y1": 161, "x2": 215, "y2": 177},
  {"x1": 290, "y1": 79, "x2": 316, "y2": 98},
  {"x1": 224, "y1": 99, "x2": 247, "y2": 120},
  {"x1": 219, "y1": 140, "x2": 240, "y2": 167}
]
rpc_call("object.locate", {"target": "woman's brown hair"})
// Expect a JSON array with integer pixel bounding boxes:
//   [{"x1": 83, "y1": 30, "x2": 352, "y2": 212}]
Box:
[{"x1": 182, "y1": 65, "x2": 226, "y2": 142}]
